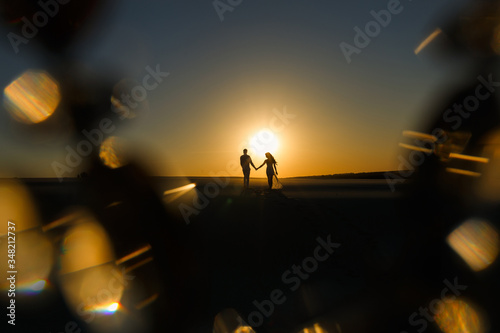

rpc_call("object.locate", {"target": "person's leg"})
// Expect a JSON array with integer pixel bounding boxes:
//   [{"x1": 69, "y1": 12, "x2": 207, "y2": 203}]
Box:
[
  {"x1": 243, "y1": 170, "x2": 250, "y2": 188},
  {"x1": 267, "y1": 174, "x2": 273, "y2": 188}
]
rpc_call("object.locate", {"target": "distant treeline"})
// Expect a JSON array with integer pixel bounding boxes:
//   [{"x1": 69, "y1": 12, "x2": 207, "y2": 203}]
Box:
[{"x1": 293, "y1": 171, "x2": 404, "y2": 179}]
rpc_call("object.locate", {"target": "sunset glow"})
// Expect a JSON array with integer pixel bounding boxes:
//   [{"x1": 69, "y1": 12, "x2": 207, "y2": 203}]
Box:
[{"x1": 249, "y1": 129, "x2": 280, "y2": 156}]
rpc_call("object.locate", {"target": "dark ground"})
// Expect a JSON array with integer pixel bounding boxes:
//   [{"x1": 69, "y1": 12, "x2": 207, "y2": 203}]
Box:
[{"x1": 2, "y1": 173, "x2": 498, "y2": 333}]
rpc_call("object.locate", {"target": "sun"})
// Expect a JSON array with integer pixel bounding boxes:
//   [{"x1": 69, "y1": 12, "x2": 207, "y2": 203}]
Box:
[{"x1": 249, "y1": 129, "x2": 279, "y2": 156}]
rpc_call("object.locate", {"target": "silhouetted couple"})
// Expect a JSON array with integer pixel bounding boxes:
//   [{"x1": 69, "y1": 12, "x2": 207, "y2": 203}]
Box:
[{"x1": 240, "y1": 149, "x2": 278, "y2": 189}]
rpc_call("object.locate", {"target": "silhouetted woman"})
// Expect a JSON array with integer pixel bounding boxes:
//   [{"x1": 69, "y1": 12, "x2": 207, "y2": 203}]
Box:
[{"x1": 256, "y1": 152, "x2": 278, "y2": 189}]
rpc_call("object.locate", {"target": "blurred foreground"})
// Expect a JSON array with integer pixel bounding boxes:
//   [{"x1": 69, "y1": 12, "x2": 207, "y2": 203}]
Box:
[{"x1": 2, "y1": 175, "x2": 497, "y2": 333}]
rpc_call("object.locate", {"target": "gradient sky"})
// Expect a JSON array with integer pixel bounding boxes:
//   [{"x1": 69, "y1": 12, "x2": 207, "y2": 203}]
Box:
[{"x1": 0, "y1": 0, "x2": 472, "y2": 178}]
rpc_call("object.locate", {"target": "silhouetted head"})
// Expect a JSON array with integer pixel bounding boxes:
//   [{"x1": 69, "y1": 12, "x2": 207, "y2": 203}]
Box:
[
  {"x1": 243, "y1": 149, "x2": 248, "y2": 154},
  {"x1": 265, "y1": 152, "x2": 277, "y2": 164}
]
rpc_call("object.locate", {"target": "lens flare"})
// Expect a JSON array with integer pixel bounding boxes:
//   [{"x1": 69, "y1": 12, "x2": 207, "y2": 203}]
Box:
[
  {"x1": 448, "y1": 153, "x2": 489, "y2": 164},
  {"x1": 475, "y1": 132, "x2": 500, "y2": 201},
  {"x1": 115, "y1": 245, "x2": 152, "y2": 266},
  {"x1": 3, "y1": 70, "x2": 60, "y2": 124},
  {"x1": 161, "y1": 179, "x2": 200, "y2": 221},
  {"x1": 415, "y1": 28, "x2": 442, "y2": 54},
  {"x1": 163, "y1": 183, "x2": 196, "y2": 203},
  {"x1": 29, "y1": 279, "x2": 47, "y2": 292},
  {"x1": 445, "y1": 168, "x2": 481, "y2": 178},
  {"x1": 19, "y1": 279, "x2": 49, "y2": 296},
  {"x1": 135, "y1": 293, "x2": 158, "y2": 310},
  {"x1": 447, "y1": 219, "x2": 499, "y2": 271},
  {"x1": 434, "y1": 299, "x2": 484, "y2": 333},
  {"x1": 105, "y1": 302, "x2": 119, "y2": 313}
]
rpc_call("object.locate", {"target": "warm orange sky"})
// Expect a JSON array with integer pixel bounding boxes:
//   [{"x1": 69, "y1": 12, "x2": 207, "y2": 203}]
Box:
[{"x1": 0, "y1": 0, "x2": 466, "y2": 178}]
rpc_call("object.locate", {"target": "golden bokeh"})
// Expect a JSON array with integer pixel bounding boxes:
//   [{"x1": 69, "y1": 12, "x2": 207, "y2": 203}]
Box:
[
  {"x1": 3, "y1": 70, "x2": 61, "y2": 124},
  {"x1": 110, "y1": 78, "x2": 148, "y2": 120},
  {"x1": 111, "y1": 95, "x2": 136, "y2": 120},
  {"x1": 0, "y1": 180, "x2": 54, "y2": 294},
  {"x1": 0, "y1": 228, "x2": 54, "y2": 293},
  {"x1": 447, "y1": 219, "x2": 499, "y2": 271},
  {"x1": 59, "y1": 263, "x2": 124, "y2": 316},
  {"x1": 99, "y1": 136, "x2": 128, "y2": 169},
  {"x1": 0, "y1": 179, "x2": 40, "y2": 235},
  {"x1": 58, "y1": 213, "x2": 124, "y2": 323},
  {"x1": 59, "y1": 215, "x2": 115, "y2": 275},
  {"x1": 434, "y1": 299, "x2": 484, "y2": 333}
]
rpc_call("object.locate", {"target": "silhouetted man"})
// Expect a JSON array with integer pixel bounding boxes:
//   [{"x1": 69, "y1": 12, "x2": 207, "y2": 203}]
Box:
[{"x1": 240, "y1": 149, "x2": 256, "y2": 188}]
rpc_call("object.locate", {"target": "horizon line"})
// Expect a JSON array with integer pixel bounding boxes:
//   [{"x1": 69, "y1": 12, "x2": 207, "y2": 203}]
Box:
[{"x1": 0, "y1": 170, "x2": 403, "y2": 180}]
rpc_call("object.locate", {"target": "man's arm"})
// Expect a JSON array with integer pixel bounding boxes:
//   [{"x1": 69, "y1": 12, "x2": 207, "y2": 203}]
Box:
[{"x1": 250, "y1": 157, "x2": 256, "y2": 169}]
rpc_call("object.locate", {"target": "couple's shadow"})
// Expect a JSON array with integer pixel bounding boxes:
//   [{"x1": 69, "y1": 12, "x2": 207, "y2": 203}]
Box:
[
  {"x1": 240, "y1": 187, "x2": 282, "y2": 197},
  {"x1": 240, "y1": 187, "x2": 260, "y2": 197}
]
